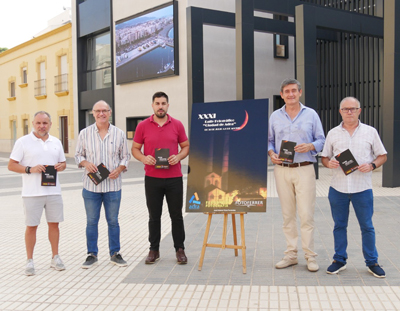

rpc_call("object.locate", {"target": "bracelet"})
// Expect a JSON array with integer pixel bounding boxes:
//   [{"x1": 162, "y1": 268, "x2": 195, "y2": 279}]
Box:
[{"x1": 25, "y1": 166, "x2": 31, "y2": 174}]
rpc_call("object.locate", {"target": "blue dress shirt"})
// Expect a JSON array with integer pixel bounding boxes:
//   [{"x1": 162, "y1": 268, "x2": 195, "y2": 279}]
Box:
[{"x1": 268, "y1": 103, "x2": 325, "y2": 163}]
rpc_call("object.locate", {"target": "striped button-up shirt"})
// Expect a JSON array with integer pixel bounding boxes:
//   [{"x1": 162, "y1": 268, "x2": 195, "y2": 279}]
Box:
[{"x1": 75, "y1": 123, "x2": 131, "y2": 193}]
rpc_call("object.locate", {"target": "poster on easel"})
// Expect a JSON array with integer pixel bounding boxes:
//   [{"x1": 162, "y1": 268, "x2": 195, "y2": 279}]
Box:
[{"x1": 186, "y1": 99, "x2": 268, "y2": 213}]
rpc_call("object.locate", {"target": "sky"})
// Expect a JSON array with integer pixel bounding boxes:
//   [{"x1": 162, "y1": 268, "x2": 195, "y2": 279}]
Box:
[{"x1": 0, "y1": 0, "x2": 71, "y2": 49}]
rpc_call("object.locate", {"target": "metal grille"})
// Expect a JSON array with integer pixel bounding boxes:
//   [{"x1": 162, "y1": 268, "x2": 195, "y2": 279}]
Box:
[
  {"x1": 301, "y1": 0, "x2": 379, "y2": 16},
  {"x1": 300, "y1": 0, "x2": 383, "y2": 134},
  {"x1": 54, "y1": 74, "x2": 68, "y2": 93},
  {"x1": 34, "y1": 79, "x2": 46, "y2": 96},
  {"x1": 317, "y1": 34, "x2": 383, "y2": 134}
]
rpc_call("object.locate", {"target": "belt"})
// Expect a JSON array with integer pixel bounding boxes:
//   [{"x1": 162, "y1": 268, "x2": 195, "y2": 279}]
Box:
[{"x1": 278, "y1": 161, "x2": 313, "y2": 168}]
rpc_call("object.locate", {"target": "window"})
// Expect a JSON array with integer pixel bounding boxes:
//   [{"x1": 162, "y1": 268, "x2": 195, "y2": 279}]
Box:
[
  {"x1": 86, "y1": 32, "x2": 111, "y2": 90},
  {"x1": 22, "y1": 67, "x2": 27, "y2": 84},
  {"x1": 23, "y1": 119, "x2": 29, "y2": 135},
  {"x1": 7, "y1": 77, "x2": 16, "y2": 100},
  {"x1": 40, "y1": 61, "x2": 46, "y2": 80},
  {"x1": 273, "y1": 15, "x2": 289, "y2": 59},
  {"x1": 10, "y1": 82, "x2": 15, "y2": 97},
  {"x1": 55, "y1": 55, "x2": 68, "y2": 93},
  {"x1": 35, "y1": 61, "x2": 46, "y2": 97},
  {"x1": 19, "y1": 62, "x2": 28, "y2": 87},
  {"x1": 126, "y1": 117, "x2": 149, "y2": 139},
  {"x1": 273, "y1": 95, "x2": 285, "y2": 111}
]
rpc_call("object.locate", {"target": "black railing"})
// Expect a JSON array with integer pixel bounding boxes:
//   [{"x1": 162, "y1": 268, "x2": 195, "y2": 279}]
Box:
[
  {"x1": 34, "y1": 79, "x2": 46, "y2": 96},
  {"x1": 54, "y1": 74, "x2": 68, "y2": 93}
]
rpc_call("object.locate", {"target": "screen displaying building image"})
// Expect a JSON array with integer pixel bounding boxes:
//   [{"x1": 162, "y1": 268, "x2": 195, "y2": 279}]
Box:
[{"x1": 115, "y1": 2, "x2": 178, "y2": 84}]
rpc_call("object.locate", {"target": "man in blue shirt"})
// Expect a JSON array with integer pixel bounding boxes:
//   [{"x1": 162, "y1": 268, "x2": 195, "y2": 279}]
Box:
[{"x1": 268, "y1": 79, "x2": 325, "y2": 272}]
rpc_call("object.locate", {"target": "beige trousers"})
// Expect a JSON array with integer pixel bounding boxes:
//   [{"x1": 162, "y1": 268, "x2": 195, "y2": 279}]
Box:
[{"x1": 274, "y1": 164, "x2": 317, "y2": 260}]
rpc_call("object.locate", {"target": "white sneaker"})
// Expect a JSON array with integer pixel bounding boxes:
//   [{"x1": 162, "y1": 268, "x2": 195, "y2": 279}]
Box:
[
  {"x1": 25, "y1": 259, "x2": 35, "y2": 276},
  {"x1": 275, "y1": 257, "x2": 298, "y2": 269},
  {"x1": 50, "y1": 254, "x2": 66, "y2": 271},
  {"x1": 307, "y1": 258, "x2": 319, "y2": 272}
]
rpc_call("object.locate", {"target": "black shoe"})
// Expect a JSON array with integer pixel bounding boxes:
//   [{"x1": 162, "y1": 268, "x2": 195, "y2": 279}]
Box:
[
  {"x1": 82, "y1": 253, "x2": 98, "y2": 269},
  {"x1": 145, "y1": 250, "x2": 160, "y2": 264},
  {"x1": 176, "y1": 248, "x2": 187, "y2": 264}
]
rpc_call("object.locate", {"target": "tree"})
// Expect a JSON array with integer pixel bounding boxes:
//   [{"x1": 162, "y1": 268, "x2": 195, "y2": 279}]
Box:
[{"x1": 0, "y1": 47, "x2": 8, "y2": 53}]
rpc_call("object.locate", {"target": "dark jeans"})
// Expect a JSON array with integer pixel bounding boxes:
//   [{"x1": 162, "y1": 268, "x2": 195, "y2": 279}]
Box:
[{"x1": 145, "y1": 176, "x2": 185, "y2": 252}]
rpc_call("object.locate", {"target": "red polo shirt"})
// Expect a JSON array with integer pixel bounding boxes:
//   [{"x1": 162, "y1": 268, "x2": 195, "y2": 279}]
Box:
[{"x1": 134, "y1": 114, "x2": 188, "y2": 178}]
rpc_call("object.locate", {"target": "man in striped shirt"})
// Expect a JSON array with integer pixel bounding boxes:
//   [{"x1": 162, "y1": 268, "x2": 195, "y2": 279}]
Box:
[{"x1": 75, "y1": 100, "x2": 131, "y2": 269}]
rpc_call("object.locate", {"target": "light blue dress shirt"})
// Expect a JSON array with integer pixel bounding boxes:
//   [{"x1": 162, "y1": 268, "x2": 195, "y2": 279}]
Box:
[{"x1": 268, "y1": 103, "x2": 325, "y2": 163}]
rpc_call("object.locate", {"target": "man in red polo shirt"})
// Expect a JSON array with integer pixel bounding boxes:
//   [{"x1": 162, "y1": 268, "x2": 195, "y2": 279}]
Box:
[{"x1": 132, "y1": 91, "x2": 190, "y2": 265}]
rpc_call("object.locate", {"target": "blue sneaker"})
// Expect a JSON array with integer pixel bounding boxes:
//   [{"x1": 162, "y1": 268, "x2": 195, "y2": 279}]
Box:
[
  {"x1": 326, "y1": 260, "x2": 346, "y2": 274},
  {"x1": 368, "y1": 263, "x2": 386, "y2": 278}
]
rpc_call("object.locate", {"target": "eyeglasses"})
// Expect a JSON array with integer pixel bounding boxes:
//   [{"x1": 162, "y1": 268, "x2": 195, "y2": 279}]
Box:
[
  {"x1": 340, "y1": 107, "x2": 360, "y2": 113},
  {"x1": 93, "y1": 109, "x2": 110, "y2": 114}
]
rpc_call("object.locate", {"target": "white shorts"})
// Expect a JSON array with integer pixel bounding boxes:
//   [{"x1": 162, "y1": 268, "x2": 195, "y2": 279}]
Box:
[{"x1": 23, "y1": 195, "x2": 64, "y2": 226}]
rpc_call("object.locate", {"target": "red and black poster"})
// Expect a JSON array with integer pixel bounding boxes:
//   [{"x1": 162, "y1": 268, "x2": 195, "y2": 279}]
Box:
[{"x1": 186, "y1": 99, "x2": 268, "y2": 213}]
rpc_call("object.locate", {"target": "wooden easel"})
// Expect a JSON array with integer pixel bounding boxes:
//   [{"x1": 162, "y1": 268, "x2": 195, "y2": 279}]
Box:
[{"x1": 198, "y1": 212, "x2": 247, "y2": 274}]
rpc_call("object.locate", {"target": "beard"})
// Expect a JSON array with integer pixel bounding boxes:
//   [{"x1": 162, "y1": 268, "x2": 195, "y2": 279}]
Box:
[
  {"x1": 155, "y1": 110, "x2": 166, "y2": 118},
  {"x1": 33, "y1": 129, "x2": 49, "y2": 139}
]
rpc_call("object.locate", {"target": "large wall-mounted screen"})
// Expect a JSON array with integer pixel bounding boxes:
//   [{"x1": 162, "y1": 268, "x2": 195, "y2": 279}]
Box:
[{"x1": 115, "y1": 1, "x2": 179, "y2": 84}]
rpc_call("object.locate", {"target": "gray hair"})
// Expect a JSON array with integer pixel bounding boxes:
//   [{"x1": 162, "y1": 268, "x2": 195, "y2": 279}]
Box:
[
  {"x1": 339, "y1": 97, "x2": 361, "y2": 109},
  {"x1": 280, "y1": 78, "x2": 302, "y2": 93},
  {"x1": 34, "y1": 111, "x2": 51, "y2": 121},
  {"x1": 92, "y1": 100, "x2": 111, "y2": 111}
]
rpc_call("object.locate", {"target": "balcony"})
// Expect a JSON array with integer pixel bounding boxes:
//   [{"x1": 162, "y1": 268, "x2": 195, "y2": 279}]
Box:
[
  {"x1": 54, "y1": 74, "x2": 69, "y2": 97},
  {"x1": 34, "y1": 79, "x2": 47, "y2": 100}
]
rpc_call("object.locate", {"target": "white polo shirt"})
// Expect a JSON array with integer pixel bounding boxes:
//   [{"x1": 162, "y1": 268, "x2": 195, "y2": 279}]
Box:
[
  {"x1": 321, "y1": 121, "x2": 387, "y2": 194},
  {"x1": 10, "y1": 132, "x2": 66, "y2": 197}
]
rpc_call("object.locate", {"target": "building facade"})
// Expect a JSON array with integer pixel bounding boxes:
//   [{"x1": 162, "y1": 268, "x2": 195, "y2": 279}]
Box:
[
  {"x1": 72, "y1": 0, "x2": 294, "y2": 141},
  {"x1": 0, "y1": 22, "x2": 74, "y2": 156},
  {"x1": 73, "y1": 0, "x2": 399, "y2": 187}
]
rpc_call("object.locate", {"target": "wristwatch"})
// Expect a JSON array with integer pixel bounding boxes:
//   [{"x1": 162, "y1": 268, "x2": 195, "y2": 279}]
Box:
[
  {"x1": 371, "y1": 163, "x2": 376, "y2": 170},
  {"x1": 25, "y1": 166, "x2": 31, "y2": 174}
]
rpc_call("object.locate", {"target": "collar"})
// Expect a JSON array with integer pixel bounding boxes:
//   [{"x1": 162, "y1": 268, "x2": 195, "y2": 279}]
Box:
[
  {"x1": 281, "y1": 102, "x2": 306, "y2": 113},
  {"x1": 339, "y1": 120, "x2": 361, "y2": 131},
  {"x1": 94, "y1": 122, "x2": 111, "y2": 132},
  {"x1": 30, "y1": 131, "x2": 52, "y2": 142},
  {"x1": 150, "y1": 114, "x2": 171, "y2": 125}
]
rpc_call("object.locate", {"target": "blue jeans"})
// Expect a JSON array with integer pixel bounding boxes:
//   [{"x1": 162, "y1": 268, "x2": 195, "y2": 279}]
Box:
[
  {"x1": 82, "y1": 189, "x2": 121, "y2": 257},
  {"x1": 328, "y1": 187, "x2": 378, "y2": 266}
]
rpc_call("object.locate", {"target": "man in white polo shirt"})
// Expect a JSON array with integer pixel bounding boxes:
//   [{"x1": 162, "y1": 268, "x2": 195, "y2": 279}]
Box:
[
  {"x1": 8, "y1": 111, "x2": 67, "y2": 276},
  {"x1": 321, "y1": 97, "x2": 387, "y2": 278}
]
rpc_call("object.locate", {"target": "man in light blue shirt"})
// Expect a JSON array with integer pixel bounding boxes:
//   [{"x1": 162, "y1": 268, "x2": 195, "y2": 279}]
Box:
[{"x1": 268, "y1": 78, "x2": 325, "y2": 272}]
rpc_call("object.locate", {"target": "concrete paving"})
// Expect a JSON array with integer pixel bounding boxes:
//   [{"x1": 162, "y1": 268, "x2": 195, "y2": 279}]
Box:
[{"x1": 0, "y1": 152, "x2": 400, "y2": 310}]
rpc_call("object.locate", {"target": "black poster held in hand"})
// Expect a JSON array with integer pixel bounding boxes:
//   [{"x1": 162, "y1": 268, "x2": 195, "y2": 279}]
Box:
[
  {"x1": 335, "y1": 149, "x2": 359, "y2": 175},
  {"x1": 155, "y1": 148, "x2": 170, "y2": 169},
  {"x1": 279, "y1": 140, "x2": 296, "y2": 163},
  {"x1": 87, "y1": 163, "x2": 110, "y2": 185},
  {"x1": 42, "y1": 165, "x2": 57, "y2": 186}
]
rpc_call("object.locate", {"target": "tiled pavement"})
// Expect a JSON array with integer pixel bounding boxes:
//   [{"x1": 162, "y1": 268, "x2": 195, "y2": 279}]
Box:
[{"x1": 0, "y1": 153, "x2": 400, "y2": 310}]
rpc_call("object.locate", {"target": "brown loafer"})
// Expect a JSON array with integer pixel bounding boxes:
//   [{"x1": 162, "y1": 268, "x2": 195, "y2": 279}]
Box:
[
  {"x1": 176, "y1": 248, "x2": 187, "y2": 264},
  {"x1": 145, "y1": 250, "x2": 160, "y2": 264}
]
